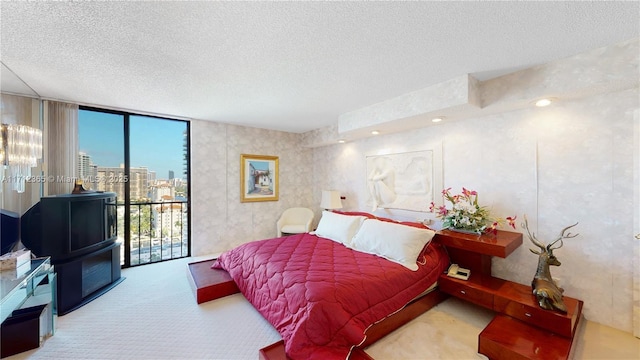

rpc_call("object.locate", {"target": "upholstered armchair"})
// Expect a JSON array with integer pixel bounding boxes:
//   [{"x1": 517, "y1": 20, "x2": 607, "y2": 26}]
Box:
[{"x1": 276, "y1": 207, "x2": 314, "y2": 237}]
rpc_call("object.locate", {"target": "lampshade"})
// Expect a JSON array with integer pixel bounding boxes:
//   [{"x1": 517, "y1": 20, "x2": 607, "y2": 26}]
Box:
[
  {"x1": 320, "y1": 190, "x2": 343, "y2": 210},
  {"x1": 1, "y1": 123, "x2": 43, "y2": 193}
]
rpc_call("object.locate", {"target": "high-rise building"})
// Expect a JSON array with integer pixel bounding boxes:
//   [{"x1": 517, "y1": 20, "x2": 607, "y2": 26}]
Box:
[
  {"x1": 77, "y1": 152, "x2": 98, "y2": 189},
  {"x1": 152, "y1": 203, "x2": 185, "y2": 238},
  {"x1": 168, "y1": 170, "x2": 174, "y2": 180},
  {"x1": 77, "y1": 152, "x2": 92, "y2": 179},
  {"x1": 96, "y1": 165, "x2": 149, "y2": 201},
  {"x1": 130, "y1": 166, "x2": 150, "y2": 201},
  {"x1": 183, "y1": 129, "x2": 188, "y2": 178},
  {"x1": 148, "y1": 171, "x2": 156, "y2": 183},
  {"x1": 96, "y1": 166, "x2": 126, "y2": 200}
]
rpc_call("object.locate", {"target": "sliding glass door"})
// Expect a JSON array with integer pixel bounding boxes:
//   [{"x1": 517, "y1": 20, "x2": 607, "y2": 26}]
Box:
[{"x1": 78, "y1": 107, "x2": 190, "y2": 267}]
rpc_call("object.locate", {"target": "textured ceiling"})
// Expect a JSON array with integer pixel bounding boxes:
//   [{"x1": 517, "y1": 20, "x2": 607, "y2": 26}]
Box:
[{"x1": 1, "y1": 1, "x2": 638, "y2": 133}]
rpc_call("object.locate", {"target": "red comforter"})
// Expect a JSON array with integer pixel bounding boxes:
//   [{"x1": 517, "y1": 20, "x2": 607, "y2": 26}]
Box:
[{"x1": 212, "y1": 233, "x2": 448, "y2": 359}]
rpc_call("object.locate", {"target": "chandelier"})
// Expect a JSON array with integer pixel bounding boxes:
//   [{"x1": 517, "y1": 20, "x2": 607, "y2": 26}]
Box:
[{"x1": 0, "y1": 123, "x2": 43, "y2": 193}]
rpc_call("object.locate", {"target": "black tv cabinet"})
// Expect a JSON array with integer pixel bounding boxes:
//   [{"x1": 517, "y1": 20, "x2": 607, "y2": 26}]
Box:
[
  {"x1": 21, "y1": 192, "x2": 122, "y2": 315},
  {"x1": 55, "y1": 241, "x2": 123, "y2": 315}
]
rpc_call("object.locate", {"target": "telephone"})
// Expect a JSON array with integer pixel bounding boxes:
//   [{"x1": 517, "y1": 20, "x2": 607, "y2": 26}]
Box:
[{"x1": 446, "y1": 264, "x2": 470, "y2": 280}]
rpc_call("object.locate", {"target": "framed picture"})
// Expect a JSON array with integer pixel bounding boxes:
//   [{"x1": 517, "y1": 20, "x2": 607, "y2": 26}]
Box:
[{"x1": 240, "y1": 154, "x2": 279, "y2": 202}]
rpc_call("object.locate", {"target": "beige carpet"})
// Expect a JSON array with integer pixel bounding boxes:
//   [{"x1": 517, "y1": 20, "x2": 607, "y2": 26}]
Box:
[
  {"x1": 366, "y1": 298, "x2": 492, "y2": 360},
  {"x1": 8, "y1": 256, "x2": 639, "y2": 360},
  {"x1": 10, "y1": 256, "x2": 282, "y2": 360}
]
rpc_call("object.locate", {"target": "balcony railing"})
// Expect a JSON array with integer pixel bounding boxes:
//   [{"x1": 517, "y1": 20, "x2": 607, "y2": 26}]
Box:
[{"x1": 117, "y1": 200, "x2": 190, "y2": 267}]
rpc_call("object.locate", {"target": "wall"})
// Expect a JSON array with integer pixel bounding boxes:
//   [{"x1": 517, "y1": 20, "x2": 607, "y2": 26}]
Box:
[
  {"x1": 312, "y1": 88, "x2": 637, "y2": 332},
  {"x1": 191, "y1": 121, "x2": 314, "y2": 256},
  {"x1": 308, "y1": 38, "x2": 639, "y2": 333},
  {"x1": 188, "y1": 38, "x2": 637, "y2": 333}
]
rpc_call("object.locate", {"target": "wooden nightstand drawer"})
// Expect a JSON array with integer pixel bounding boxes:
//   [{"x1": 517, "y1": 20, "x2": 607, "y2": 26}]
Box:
[
  {"x1": 493, "y1": 298, "x2": 557, "y2": 334},
  {"x1": 439, "y1": 276, "x2": 493, "y2": 309},
  {"x1": 493, "y1": 282, "x2": 583, "y2": 338}
]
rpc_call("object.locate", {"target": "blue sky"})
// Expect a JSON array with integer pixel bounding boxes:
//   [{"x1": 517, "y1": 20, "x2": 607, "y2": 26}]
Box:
[
  {"x1": 250, "y1": 160, "x2": 270, "y2": 171},
  {"x1": 78, "y1": 110, "x2": 187, "y2": 179}
]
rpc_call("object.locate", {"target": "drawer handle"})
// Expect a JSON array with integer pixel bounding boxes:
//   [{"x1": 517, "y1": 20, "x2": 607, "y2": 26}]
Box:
[
  {"x1": 460, "y1": 290, "x2": 466, "y2": 295},
  {"x1": 525, "y1": 313, "x2": 532, "y2": 317}
]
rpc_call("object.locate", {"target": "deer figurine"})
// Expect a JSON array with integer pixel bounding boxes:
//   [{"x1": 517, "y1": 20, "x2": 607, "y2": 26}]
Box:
[{"x1": 522, "y1": 216, "x2": 578, "y2": 313}]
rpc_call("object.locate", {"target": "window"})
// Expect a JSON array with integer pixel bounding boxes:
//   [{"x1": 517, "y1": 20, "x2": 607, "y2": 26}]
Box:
[{"x1": 78, "y1": 107, "x2": 190, "y2": 267}]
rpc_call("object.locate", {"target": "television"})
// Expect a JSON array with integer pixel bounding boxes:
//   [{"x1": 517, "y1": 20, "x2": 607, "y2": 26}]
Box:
[{"x1": 21, "y1": 192, "x2": 117, "y2": 261}]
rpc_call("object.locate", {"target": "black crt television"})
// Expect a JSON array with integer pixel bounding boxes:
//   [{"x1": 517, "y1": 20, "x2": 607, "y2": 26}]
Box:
[{"x1": 21, "y1": 192, "x2": 117, "y2": 261}]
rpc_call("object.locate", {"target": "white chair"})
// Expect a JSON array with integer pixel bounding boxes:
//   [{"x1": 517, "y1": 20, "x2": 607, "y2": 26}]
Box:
[{"x1": 276, "y1": 207, "x2": 314, "y2": 237}]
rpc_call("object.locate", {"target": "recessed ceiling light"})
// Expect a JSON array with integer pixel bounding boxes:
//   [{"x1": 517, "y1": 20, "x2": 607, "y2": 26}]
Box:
[
  {"x1": 432, "y1": 117, "x2": 444, "y2": 123},
  {"x1": 337, "y1": 139, "x2": 345, "y2": 143},
  {"x1": 371, "y1": 130, "x2": 380, "y2": 135},
  {"x1": 535, "y1": 98, "x2": 553, "y2": 107}
]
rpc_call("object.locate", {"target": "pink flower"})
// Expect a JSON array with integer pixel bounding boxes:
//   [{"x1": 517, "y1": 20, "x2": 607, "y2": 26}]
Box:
[
  {"x1": 462, "y1": 187, "x2": 477, "y2": 197},
  {"x1": 437, "y1": 205, "x2": 448, "y2": 216},
  {"x1": 433, "y1": 186, "x2": 517, "y2": 234},
  {"x1": 486, "y1": 222, "x2": 499, "y2": 234}
]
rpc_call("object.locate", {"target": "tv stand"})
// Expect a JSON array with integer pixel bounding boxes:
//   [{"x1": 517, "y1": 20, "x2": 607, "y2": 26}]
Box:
[{"x1": 54, "y1": 241, "x2": 123, "y2": 315}]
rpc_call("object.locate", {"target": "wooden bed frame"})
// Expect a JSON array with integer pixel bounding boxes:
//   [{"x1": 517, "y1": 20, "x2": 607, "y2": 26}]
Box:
[{"x1": 187, "y1": 258, "x2": 449, "y2": 360}]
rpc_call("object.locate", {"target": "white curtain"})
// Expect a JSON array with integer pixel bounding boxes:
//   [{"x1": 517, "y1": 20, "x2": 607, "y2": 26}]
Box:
[{"x1": 44, "y1": 100, "x2": 78, "y2": 195}]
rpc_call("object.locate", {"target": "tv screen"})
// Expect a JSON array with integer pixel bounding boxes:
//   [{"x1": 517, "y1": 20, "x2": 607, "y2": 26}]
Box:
[{"x1": 70, "y1": 200, "x2": 104, "y2": 252}]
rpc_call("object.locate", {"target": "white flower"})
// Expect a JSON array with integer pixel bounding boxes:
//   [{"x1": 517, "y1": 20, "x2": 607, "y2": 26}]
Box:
[{"x1": 433, "y1": 187, "x2": 516, "y2": 234}]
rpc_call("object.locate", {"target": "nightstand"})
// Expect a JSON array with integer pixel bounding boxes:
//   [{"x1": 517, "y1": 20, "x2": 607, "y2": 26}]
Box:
[{"x1": 434, "y1": 230, "x2": 583, "y2": 360}]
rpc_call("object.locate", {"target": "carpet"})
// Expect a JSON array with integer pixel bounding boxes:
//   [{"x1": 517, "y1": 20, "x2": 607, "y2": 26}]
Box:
[
  {"x1": 7, "y1": 256, "x2": 497, "y2": 360},
  {"x1": 9, "y1": 257, "x2": 281, "y2": 360}
]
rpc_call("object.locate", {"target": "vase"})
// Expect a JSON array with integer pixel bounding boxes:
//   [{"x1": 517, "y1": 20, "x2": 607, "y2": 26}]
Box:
[{"x1": 447, "y1": 227, "x2": 481, "y2": 235}]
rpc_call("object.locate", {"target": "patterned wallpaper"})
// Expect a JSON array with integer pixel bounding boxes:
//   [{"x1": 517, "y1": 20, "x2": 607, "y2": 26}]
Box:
[
  {"x1": 192, "y1": 88, "x2": 637, "y2": 334},
  {"x1": 191, "y1": 39, "x2": 639, "y2": 334},
  {"x1": 191, "y1": 122, "x2": 314, "y2": 256},
  {"x1": 311, "y1": 88, "x2": 638, "y2": 333},
  {"x1": 305, "y1": 39, "x2": 639, "y2": 333}
]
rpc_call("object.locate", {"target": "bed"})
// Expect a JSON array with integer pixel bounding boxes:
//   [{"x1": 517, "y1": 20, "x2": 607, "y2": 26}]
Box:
[{"x1": 212, "y1": 211, "x2": 450, "y2": 359}]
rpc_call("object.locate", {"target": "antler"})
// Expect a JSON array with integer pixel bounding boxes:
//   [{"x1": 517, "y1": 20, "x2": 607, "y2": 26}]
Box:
[
  {"x1": 521, "y1": 215, "x2": 545, "y2": 251},
  {"x1": 547, "y1": 222, "x2": 579, "y2": 250}
]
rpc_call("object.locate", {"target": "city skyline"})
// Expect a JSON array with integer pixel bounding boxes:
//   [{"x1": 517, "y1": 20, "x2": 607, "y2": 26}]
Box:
[
  {"x1": 78, "y1": 110, "x2": 188, "y2": 180},
  {"x1": 77, "y1": 151, "x2": 187, "y2": 201}
]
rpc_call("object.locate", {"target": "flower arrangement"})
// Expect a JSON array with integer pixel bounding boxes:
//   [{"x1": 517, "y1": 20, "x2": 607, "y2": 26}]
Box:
[{"x1": 429, "y1": 187, "x2": 517, "y2": 234}]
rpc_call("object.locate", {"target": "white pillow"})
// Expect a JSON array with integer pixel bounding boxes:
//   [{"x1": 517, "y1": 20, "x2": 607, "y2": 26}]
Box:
[
  {"x1": 315, "y1": 211, "x2": 367, "y2": 246},
  {"x1": 350, "y1": 219, "x2": 436, "y2": 271}
]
